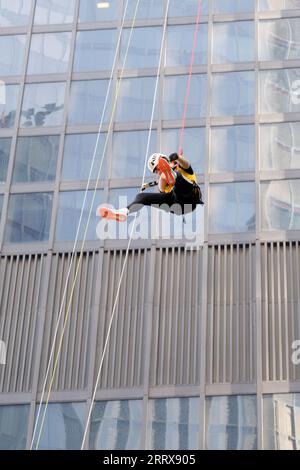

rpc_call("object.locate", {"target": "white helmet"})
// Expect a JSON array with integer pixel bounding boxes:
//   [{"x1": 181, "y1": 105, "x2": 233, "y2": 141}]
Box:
[{"x1": 147, "y1": 153, "x2": 168, "y2": 173}]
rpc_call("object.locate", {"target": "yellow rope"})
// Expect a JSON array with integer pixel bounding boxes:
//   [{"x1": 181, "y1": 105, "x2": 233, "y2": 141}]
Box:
[
  {"x1": 33, "y1": 0, "x2": 142, "y2": 450},
  {"x1": 80, "y1": 0, "x2": 171, "y2": 450}
]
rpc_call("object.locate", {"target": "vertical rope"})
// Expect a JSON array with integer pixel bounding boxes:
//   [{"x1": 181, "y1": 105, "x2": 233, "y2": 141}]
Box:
[
  {"x1": 178, "y1": 0, "x2": 203, "y2": 154},
  {"x1": 31, "y1": 0, "x2": 140, "y2": 450},
  {"x1": 80, "y1": 0, "x2": 171, "y2": 450}
]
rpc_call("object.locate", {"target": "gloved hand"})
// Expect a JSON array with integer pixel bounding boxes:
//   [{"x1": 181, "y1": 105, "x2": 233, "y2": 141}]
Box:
[{"x1": 169, "y1": 152, "x2": 179, "y2": 162}]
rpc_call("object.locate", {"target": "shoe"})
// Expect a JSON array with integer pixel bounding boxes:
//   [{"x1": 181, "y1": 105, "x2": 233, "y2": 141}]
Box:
[
  {"x1": 156, "y1": 157, "x2": 176, "y2": 186},
  {"x1": 99, "y1": 207, "x2": 128, "y2": 222}
]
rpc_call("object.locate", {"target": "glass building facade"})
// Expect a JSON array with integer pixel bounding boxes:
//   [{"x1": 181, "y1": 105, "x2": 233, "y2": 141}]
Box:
[{"x1": 0, "y1": 0, "x2": 300, "y2": 450}]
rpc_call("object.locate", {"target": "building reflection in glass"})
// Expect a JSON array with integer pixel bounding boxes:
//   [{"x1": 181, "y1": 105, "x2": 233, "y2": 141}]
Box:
[
  {"x1": 262, "y1": 179, "x2": 300, "y2": 230},
  {"x1": 264, "y1": 394, "x2": 300, "y2": 449},
  {"x1": 206, "y1": 395, "x2": 257, "y2": 450}
]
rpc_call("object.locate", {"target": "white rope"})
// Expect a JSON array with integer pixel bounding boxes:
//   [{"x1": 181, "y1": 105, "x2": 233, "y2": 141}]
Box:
[
  {"x1": 30, "y1": 0, "x2": 139, "y2": 450},
  {"x1": 80, "y1": 0, "x2": 171, "y2": 450}
]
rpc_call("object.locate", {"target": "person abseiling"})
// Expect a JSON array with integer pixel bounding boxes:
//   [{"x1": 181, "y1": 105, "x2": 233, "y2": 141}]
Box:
[{"x1": 99, "y1": 151, "x2": 204, "y2": 222}]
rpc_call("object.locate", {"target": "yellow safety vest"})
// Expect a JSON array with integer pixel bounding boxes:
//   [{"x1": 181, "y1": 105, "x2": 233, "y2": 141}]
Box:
[{"x1": 163, "y1": 165, "x2": 197, "y2": 193}]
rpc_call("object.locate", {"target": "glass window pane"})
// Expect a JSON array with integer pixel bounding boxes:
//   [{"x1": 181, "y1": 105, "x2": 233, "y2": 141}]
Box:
[
  {"x1": 0, "y1": 405, "x2": 30, "y2": 450},
  {"x1": 261, "y1": 179, "x2": 300, "y2": 230},
  {"x1": 0, "y1": 137, "x2": 11, "y2": 183},
  {"x1": 33, "y1": 403, "x2": 85, "y2": 450},
  {"x1": 13, "y1": 135, "x2": 59, "y2": 183},
  {"x1": 212, "y1": 71, "x2": 255, "y2": 116},
  {"x1": 112, "y1": 130, "x2": 156, "y2": 178},
  {"x1": 21, "y1": 82, "x2": 66, "y2": 128},
  {"x1": 62, "y1": 133, "x2": 108, "y2": 181},
  {"x1": 34, "y1": 0, "x2": 76, "y2": 24},
  {"x1": 211, "y1": 125, "x2": 255, "y2": 172},
  {"x1": 0, "y1": 35, "x2": 26, "y2": 76},
  {"x1": 213, "y1": 21, "x2": 255, "y2": 64},
  {"x1": 213, "y1": 0, "x2": 255, "y2": 13},
  {"x1": 125, "y1": 0, "x2": 163, "y2": 19},
  {"x1": 263, "y1": 394, "x2": 300, "y2": 450},
  {"x1": 260, "y1": 122, "x2": 300, "y2": 170},
  {"x1": 74, "y1": 30, "x2": 116, "y2": 73},
  {"x1": 161, "y1": 127, "x2": 205, "y2": 174},
  {"x1": 5, "y1": 192, "x2": 53, "y2": 243},
  {"x1": 115, "y1": 77, "x2": 158, "y2": 122},
  {"x1": 90, "y1": 400, "x2": 143, "y2": 450},
  {"x1": 148, "y1": 398, "x2": 200, "y2": 450},
  {"x1": 56, "y1": 190, "x2": 103, "y2": 241},
  {"x1": 121, "y1": 27, "x2": 162, "y2": 69},
  {"x1": 0, "y1": 0, "x2": 32, "y2": 27},
  {"x1": 163, "y1": 75, "x2": 207, "y2": 120},
  {"x1": 260, "y1": 69, "x2": 300, "y2": 114},
  {"x1": 78, "y1": 0, "x2": 118, "y2": 22},
  {"x1": 68, "y1": 80, "x2": 110, "y2": 126},
  {"x1": 206, "y1": 396, "x2": 257, "y2": 450},
  {"x1": 0, "y1": 83, "x2": 20, "y2": 129},
  {"x1": 166, "y1": 25, "x2": 208, "y2": 67},
  {"x1": 260, "y1": 18, "x2": 300, "y2": 61},
  {"x1": 169, "y1": 0, "x2": 209, "y2": 17},
  {"x1": 209, "y1": 182, "x2": 256, "y2": 233},
  {"x1": 27, "y1": 33, "x2": 72, "y2": 75},
  {"x1": 259, "y1": 0, "x2": 300, "y2": 10}
]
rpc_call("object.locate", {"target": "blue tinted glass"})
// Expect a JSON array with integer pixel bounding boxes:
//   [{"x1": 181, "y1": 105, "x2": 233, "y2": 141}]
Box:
[
  {"x1": 121, "y1": 27, "x2": 162, "y2": 69},
  {"x1": 0, "y1": 137, "x2": 11, "y2": 183},
  {"x1": 0, "y1": 1, "x2": 32, "y2": 27},
  {"x1": 209, "y1": 182, "x2": 256, "y2": 233},
  {"x1": 260, "y1": 122, "x2": 300, "y2": 170},
  {"x1": 112, "y1": 130, "x2": 157, "y2": 178},
  {"x1": 260, "y1": 18, "x2": 300, "y2": 61},
  {"x1": 163, "y1": 75, "x2": 207, "y2": 120},
  {"x1": 161, "y1": 127, "x2": 205, "y2": 174},
  {"x1": 33, "y1": 403, "x2": 85, "y2": 450},
  {"x1": 0, "y1": 405, "x2": 30, "y2": 450},
  {"x1": 211, "y1": 125, "x2": 255, "y2": 172},
  {"x1": 34, "y1": 0, "x2": 76, "y2": 24},
  {"x1": 260, "y1": 69, "x2": 300, "y2": 114},
  {"x1": 20, "y1": 82, "x2": 66, "y2": 128},
  {"x1": 166, "y1": 24, "x2": 208, "y2": 67},
  {"x1": 169, "y1": 0, "x2": 209, "y2": 16},
  {"x1": 5, "y1": 193, "x2": 53, "y2": 243},
  {"x1": 68, "y1": 80, "x2": 111, "y2": 125},
  {"x1": 0, "y1": 35, "x2": 26, "y2": 76},
  {"x1": 259, "y1": 0, "x2": 300, "y2": 10},
  {"x1": 78, "y1": 0, "x2": 118, "y2": 22},
  {"x1": 261, "y1": 179, "x2": 300, "y2": 230},
  {"x1": 56, "y1": 190, "x2": 103, "y2": 241},
  {"x1": 27, "y1": 32, "x2": 72, "y2": 75},
  {"x1": 148, "y1": 398, "x2": 200, "y2": 450},
  {"x1": 212, "y1": 71, "x2": 255, "y2": 116},
  {"x1": 13, "y1": 135, "x2": 59, "y2": 183},
  {"x1": 213, "y1": 21, "x2": 255, "y2": 63},
  {"x1": 213, "y1": 0, "x2": 255, "y2": 13},
  {"x1": 115, "y1": 77, "x2": 158, "y2": 122},
  {"x1": 0, "y1": 83, "x2": 20, "y2": 129},
  {"x1": 62, "y1": 133, "x2": 108, "y2": 181},
  {"x1": 206, "y1": 396, "x2": 257, "y2": 450},
  {"x1": 90, "y1": 401, "x2": 143, "y2": 450},
  {"x1": 74, "y1": 30, "x2": 116, "y2": 72},
  {"x1": 125, "y1": 0, "x2": 163, "y2": 19}
]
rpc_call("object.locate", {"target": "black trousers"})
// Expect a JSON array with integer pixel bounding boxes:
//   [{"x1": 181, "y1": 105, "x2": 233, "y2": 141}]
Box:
[{"x1": 127, "y1": 172, "x2": 199, "y2": 216}]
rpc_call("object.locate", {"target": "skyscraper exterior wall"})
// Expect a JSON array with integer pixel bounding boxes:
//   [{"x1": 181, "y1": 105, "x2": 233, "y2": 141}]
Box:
[{"x1": 0, "y1": 0, "x2": 300, "y2": 450}]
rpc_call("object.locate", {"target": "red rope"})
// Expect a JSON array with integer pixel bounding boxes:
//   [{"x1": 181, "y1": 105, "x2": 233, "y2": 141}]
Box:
[{"x1": 178, "y1": 0, "x2": 203, "y2": 155}]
